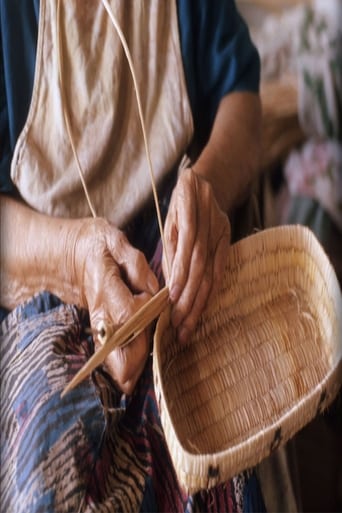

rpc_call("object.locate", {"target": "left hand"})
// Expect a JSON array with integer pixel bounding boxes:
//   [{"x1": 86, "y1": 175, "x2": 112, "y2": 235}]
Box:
[{"x1": 163, "y1": 167, "x2": 231, "y2": 343}]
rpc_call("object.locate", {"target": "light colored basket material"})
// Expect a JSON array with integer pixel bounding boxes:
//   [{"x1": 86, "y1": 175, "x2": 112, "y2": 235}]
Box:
[{"x1": 153, "y1": 225, "x2": 342, "y2": 494}]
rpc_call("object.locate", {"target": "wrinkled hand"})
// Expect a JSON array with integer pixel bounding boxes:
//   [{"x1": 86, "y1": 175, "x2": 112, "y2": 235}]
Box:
[
  {"x1": 71, "y1": 218, "x2": 159, "y2": 394},
  {"x1": 163, "y1": 167, "x2": 231, "y2": 343}
]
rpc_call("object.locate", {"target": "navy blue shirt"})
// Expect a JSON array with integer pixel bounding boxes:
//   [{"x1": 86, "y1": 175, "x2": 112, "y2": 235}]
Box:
[{"x1": 0, "y1": 0, "x2": 260, "y2": 194}]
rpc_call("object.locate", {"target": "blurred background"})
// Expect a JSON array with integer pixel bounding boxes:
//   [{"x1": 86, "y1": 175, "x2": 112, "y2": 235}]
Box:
[{"x1": 235, "y1": 1, "x2": 342, "y2": 512}]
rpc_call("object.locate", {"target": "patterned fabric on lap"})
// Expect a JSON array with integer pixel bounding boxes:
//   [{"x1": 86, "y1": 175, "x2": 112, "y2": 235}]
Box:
[{"x1": 0, "y1": 291, "x2": 264, "y2": 512}]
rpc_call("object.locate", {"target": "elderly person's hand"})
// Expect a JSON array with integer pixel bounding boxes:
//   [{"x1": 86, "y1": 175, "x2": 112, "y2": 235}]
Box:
[
  {"x1": 162, "y1": 93, "x2": 262, "y2": 343},
  {"x1": 0, "y1": 196, "x2": 159, "y2": 396},
  {"x1": 163, "y1": 167, "x2": 231, "y2": 343},
  {"x1": 71, "y1": 217, "x2": 159, "y2": 394}
]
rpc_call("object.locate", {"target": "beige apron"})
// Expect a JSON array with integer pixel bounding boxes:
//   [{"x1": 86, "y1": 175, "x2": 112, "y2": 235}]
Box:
[{"x1": 11, "y1": 0, "x2": 193, "y2": 227}]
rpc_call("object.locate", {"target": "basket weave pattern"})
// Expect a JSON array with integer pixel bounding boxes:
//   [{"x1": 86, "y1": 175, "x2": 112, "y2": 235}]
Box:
[{"x1": 153, "y1": 225, "x2": 342, "y2": 493}]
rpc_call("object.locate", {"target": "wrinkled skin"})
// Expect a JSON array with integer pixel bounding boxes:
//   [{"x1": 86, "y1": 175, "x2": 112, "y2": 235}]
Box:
[
  {"x1": 1, "y1": 92, "x2": 261, "y2": 396},
  {"x1": 72, "y1": 217, "x2": 160, "y2": 394},
  {"x1": 163, "y1": 168, "x2": 231, "y2": 343},
  {"x1": 70, "y1": 168, "x2": 230, "y2": 394},
  {"x1": 1, "y1": 173, "x2": 230, "y2": 395}
]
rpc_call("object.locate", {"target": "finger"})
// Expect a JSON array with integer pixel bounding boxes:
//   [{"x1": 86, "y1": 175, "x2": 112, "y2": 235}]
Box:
[
  {"x1": 176, "y1": 227, "x2": 230, "y2": 344},
  {"x1": 108, "y1": 230, "x2": 159, "y2": 296},
  {"x1": 93, "y1": 291, "x2": 152, "y2": 393},
  {"x1": 105, "y1": 291, "x2": 152, "y2": 392},
  {"x1": 170, "y1": 179, "x2": 211, "y2": 327},
  {"x1": 162, "y1": 208, "x2": 178, "y2": 283},
  {"x1": 103, "y1": 330, "x2": 150, "y2": 394},
  {"x1": 211, "y1": 225, "x2": 230, "y2": 297},
  {"x1": 173, "y1": 211, "x2": 230, "y2": 340},
  {"x1": 177, "y1": 263, "x2": 213, "y2": 343},
  {"x1": 165, "y1": 205, "x2": 196, "y2": 298},
  {"x1": 89, "y1": 267, "x2": 135, "y2": 330},
  {"x1": 167, "y1": 170, "x2": 199, "y2": 302},
  {"x1": 121, "y1": 247, "x2": 159, "y2": 296}
]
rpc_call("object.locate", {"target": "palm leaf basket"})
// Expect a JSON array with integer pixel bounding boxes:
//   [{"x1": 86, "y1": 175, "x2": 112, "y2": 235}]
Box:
[{"x1": 153, "y1": 225, "x2": 342, "y2": 494}]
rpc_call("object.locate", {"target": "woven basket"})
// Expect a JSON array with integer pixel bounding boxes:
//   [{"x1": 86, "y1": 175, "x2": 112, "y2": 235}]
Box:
[{"x1": 153, "y1": 225, "x2": 342, "y2": 494}]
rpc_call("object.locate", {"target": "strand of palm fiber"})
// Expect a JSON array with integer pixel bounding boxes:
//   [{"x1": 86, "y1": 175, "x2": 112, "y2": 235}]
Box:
[
  {"x1": 57, "y1": 0, "x2": 170, "y2": 277},
  {"x1": 56, "y1": 0, "x2": 171, "y2": 394},
  {"x1": 100, "y1": 0, "x2": 170, "y2": 279},
  {"x1": 57, "y1": 0, "x2": 170, "y2": 275}
]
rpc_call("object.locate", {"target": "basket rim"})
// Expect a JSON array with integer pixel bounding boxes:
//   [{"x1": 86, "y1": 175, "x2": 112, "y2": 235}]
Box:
[{"x1": 153, "y1": 224, "x2": 342, "y2": 491}]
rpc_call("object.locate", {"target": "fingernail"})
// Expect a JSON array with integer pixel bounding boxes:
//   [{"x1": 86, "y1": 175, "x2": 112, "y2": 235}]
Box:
[{"x1": 170, "y1": 284, "x2": 181, "y2": 303}]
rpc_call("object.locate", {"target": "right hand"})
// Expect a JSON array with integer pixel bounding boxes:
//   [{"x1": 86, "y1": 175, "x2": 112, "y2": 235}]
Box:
[{"x1": 70, "y1": 217, "x2": 159, "y2": 394}]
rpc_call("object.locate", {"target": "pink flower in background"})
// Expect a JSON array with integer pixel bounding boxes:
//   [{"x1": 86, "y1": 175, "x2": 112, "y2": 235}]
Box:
[{"x1": 284, "y1": 139, "x2": 342, "y2": 230}]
